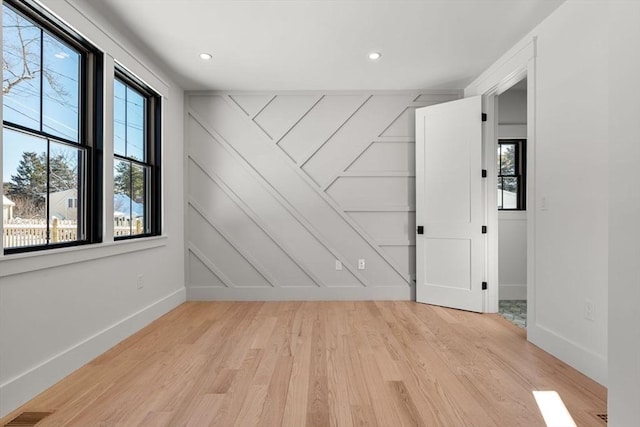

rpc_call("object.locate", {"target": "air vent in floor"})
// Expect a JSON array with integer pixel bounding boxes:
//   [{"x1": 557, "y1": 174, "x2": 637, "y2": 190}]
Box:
[{"x1": 594, "y1": 412, "x2": 608, "y2": 423}]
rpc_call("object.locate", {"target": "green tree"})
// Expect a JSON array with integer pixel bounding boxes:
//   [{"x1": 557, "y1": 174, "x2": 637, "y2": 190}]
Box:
[
  {"x1": 498, "y1": 144, "x2": 517, "y2": 193},
  {"x1": 9, "y1": 151, "x2": 46, "y2": 200},
  {"x1": 114, "y1": 161, "x2": 145, "y2": 203},
  {"x1": 8, "y1": 150, "x2": 76, "y2": 201},
  {"x1": 49, "y1": 151, "x2": 77, "y2": 192}
]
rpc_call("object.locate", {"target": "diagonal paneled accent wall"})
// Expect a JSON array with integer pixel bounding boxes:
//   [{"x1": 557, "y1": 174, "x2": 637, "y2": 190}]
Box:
[{"x1": 185, "y1": 91, "x2": 460, "y2": 300}]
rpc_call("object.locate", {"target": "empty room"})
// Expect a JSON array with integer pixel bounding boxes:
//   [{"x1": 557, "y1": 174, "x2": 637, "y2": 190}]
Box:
[{"x1": 0, "y1": 0, "x2": 638, "y2": 425}]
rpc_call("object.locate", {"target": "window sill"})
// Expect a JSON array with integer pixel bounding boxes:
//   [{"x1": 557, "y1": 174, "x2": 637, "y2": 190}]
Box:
[{"x1": 0, "y1": 235, "x2": 168, "y2": 278}]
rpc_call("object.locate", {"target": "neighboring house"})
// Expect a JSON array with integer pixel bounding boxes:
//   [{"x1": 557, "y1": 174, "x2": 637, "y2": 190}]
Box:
[
  {"x1": 49, "y1": 189, "x2": 78, "y2": 221},
  {"x1": 113, "y1": 193, "x2": 144, "y2": 219},
  {"x1": 2, "y1": 195, "x2": 15, "y2": 223}
]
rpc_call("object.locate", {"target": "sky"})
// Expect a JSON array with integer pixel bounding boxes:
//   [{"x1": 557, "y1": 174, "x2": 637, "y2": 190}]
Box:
[{"x1": 2, "y1": 4, "x2": 79, "y2": 182}]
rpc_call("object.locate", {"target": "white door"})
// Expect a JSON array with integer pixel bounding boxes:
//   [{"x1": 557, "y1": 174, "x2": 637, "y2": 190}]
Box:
[{"x1": 415, "y1": 96, "x2": 485, "y2": 312}]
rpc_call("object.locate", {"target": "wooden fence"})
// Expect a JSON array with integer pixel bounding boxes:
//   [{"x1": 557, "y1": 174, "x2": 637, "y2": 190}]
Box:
[{"x1": 3, "y1": 218, "x2": 143, "y2": 248}]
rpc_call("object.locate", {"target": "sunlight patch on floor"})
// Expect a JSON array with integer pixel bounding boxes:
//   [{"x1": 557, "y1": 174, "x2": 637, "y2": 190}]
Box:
[{"x1": 533, "y1": 390, "x2": 577, "y2": 427}]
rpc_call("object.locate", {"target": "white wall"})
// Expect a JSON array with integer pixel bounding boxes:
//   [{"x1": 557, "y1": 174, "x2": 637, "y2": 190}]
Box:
[
  {"x1": 0, "y1": 0, "x2": 185, "y2": 417},
  {"x1": 185, "y1": 91, "x2": 458, "y2": 300},
  {"x1": 608, "y1": 2, "x2": 640, "y2": 425},
  {"x1": 467, "y1": 0, "x2": 608, "y2": 385},
  {"x1": 497, "y1": 88, "x2": 527, "y2": 300},
  {"x1": 498, "y1": 88, "x2": 527, "y2": 125},
  {"x1": 498, "y1": 211, "x2": 527, "y2": 299}
]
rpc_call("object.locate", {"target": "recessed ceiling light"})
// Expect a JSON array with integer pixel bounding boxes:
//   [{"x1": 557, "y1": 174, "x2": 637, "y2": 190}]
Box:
[
  {"x1": 199, "y1": 53, "x2": 213, "y2": 60},
  {"x1": 368, "y1": 51, "x2": 382, "y2": 61}
]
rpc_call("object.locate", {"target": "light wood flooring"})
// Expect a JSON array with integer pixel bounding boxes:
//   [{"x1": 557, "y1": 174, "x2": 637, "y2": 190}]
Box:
[{"x1": 1, "y1": 301, "x2": 607, "y2": 426}]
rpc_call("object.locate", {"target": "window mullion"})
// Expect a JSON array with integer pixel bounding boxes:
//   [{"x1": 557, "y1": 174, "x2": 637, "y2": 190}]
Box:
[{"x1": 39, "y1": 27, "x2": 44, "y2": 133}]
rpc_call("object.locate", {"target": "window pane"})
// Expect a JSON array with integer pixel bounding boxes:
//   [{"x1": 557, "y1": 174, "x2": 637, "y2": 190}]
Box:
[
  {"x1": 42, "y1": 31, "x2": 80, "y2": 142},
  {"x1": 130, "y1": 163, "x2": 147, "y2": 235},
  {"x1": 2, "y1": 128, "x2": 47, "y2": 248},
  {"x1": 114, "y1": 159, "x2": 131, "y2": 236},
  {"x1": 126, "y1": 86, "x2": 145, "y2": 161},
  {"x1": 499, "y1": 144, "x2": 516, "y2": 176},
  {"x1": 114, "y1": 161, "x2": 147, "y2": 236},
  {"x1": 114, "y1": 79, "x2": 126, "y2": 156},
  {"x1": 49, "y1": 142, "x2": 83, "y2": 243},
  {"x1": 2, "y1": 5, "x2": 42, "y2": 131},
  {"x1": 501, "y1": 177, "x2": 519, "y2": 209}
]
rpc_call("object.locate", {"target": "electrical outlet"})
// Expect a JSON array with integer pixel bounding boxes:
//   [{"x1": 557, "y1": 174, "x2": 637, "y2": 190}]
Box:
[
  {"x1": 584, "y1": 300, "x2": 595, "y2": 321},
  {"x1": 335, "y1": 260, "x2": 343, "y2": 271},
  {"x1": 358, "y1": 259, "x2": 365, "y2": 270},
  {"x1": 137, "y1": 274, "x2": 144, "y2": 290}
]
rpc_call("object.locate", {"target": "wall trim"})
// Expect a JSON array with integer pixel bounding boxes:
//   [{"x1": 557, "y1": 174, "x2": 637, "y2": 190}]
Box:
[
  {"x1": 528, "y1": 323, "x2": 607, "y2": 387},
  {"x1": 188, "y1": 286, "x2": 412, "y2": 301},
  {"x1": 498, "y1": 284, "x2": 527, "y2": 300},
  {"x1": 0, "y1": 288, "x2": 186, "y2": 418},
  {"x1": 0, "y1": 236, "x2": 168, "y2": 278}
]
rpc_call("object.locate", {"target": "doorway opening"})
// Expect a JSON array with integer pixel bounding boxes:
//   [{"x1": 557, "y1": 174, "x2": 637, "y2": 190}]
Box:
[{"x1": 496, "y1": 78, "x2": 527, "y2": 328}]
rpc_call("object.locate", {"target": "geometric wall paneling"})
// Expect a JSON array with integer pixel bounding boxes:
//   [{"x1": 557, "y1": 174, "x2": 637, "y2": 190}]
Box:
[
  {"x1": 186, "y1": 90, "x2": 460, "y2": 299},
  {"x1": 277, "y1": 95, "x2": 369, "y2": 164},
  {"x1": 188, "y1": 249, "x2": 228, "y2": 288},
  {"x1": 252, "y1": 95, "x2": 322, "y2": 141},
  {"x1": 187, "y1": 116, "x2": 362, "y2": 289},
  {"x1": 345, "y1": 141, "x2": 416, "y2": 174},
  {"x1": 378, "y1": 92, "x2": 462, "y2": 138},
  {"x1": 378, "y1": 107, "x2": 419, "y2": 138},
  {"x1": 413, "y1": 93, "x2": 461, "y2": 104},
  {"x1": 188, "y1": 161, "x2": 317, "y2": 288},
  {"x1": 188, "y1": 96, "x2": 408, "y2": 288},
  {"x1": 301, "y1": 94, "x2": 415, "y2": 187},
  {"x1": 347, "y1": 211, "x2": 416, "y2": 246},
  {"x1": 381, "y1": 245, "x2": 417, "y2": 280},
  {"x1": 326, "y1": 176, "x2": 415, "y2": 211},
  {"x1": 229, "y1": 94, "x2": 275, "y2": 118},
  {"x1": 188, "y1": 206, "x2": 273, "y2": 288}
]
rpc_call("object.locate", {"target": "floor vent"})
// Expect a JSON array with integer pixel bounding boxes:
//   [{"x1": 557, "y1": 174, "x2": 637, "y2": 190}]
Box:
[
  {"x1": 4, "y1": 411, "x2": 53, "y2": 426},
  {"x1": 594, "y1": 412, "x2": 608, "y2": 423}
]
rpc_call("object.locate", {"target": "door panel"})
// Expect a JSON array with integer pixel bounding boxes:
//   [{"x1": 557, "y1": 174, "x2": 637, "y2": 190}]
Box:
[
  {"x1": 425, "y1": 238, "x2": 471, "y2": 289},
  {"x1": 415, "y1": 96, "x2": 485, "y2": 312}
]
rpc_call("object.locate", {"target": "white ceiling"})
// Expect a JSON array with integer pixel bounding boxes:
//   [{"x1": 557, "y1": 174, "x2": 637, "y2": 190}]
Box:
[{"x1": 80, "y1": 0, "x2": 564, "y2": 91}]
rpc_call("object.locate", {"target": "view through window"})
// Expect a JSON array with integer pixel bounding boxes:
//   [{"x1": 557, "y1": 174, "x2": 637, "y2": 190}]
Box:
[
  {"x1": 2, "y1": 1, "x2": 100, "y2": 252},
  {"x1": 497, "y1": 139, "x2": 526, "y2": 210}
]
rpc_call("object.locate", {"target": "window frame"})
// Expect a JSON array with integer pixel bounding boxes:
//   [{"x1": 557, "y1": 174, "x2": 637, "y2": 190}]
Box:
[
  {"x1": 497, "y1": 138, "x2": 526, "y2": 211},
  {"x1": 112, "y1": 67, "x2": 161, "y2": 240},
  {"x1": 2, "y1": 0, "x2": 103, "y2": 254}
]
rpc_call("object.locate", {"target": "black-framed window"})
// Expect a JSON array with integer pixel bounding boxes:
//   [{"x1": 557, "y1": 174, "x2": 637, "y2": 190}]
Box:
[
  {"x1": 497, "y1": 139, "x2": 526, "y2": 210},
  {"x1": 113, "y1": 68, "x2": 160, "y2": 239},
  {"x1": 2, "y1": 0, "x2": 102, "y2": 253}
]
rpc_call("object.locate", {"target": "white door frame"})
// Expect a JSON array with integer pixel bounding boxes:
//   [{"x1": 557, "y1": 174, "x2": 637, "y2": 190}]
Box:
[{"x1": 464, "y1": 38, "x2": 537, "y2": 320}]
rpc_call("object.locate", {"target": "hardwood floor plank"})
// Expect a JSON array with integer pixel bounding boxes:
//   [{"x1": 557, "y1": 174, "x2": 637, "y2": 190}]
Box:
[{"x1": 1, "y1": 301, "x2": 607, "y2": 427}]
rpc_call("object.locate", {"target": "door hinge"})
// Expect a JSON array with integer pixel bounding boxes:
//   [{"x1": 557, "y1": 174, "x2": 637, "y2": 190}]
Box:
[
  {"x1": 482, "y1": 225, "x2": 487, "y2": 234},
  {"x1": 482, "y1": 281, "x2": 488, "y2": 290},
  {"x1": 482, "y1": 169, "x2": 487, "y2": 178},
  {"x1": 417, "y1": 226, "x2": 424, "y2": 235},
  {"x1": 482, "y1": 113, "x2": 487, "y2": 122}
]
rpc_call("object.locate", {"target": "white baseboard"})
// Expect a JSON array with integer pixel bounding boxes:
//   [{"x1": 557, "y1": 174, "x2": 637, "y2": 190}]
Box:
[
  {"x1": 499, "y1": 284, "x2": 527, "y2": 300},
  {"x1": 0, "y1": 287, "x2": 186, "y2": 418},
  {"x1": 187, "y1": 286, "x2": 413, "y2": 301},
  {"x1": 528, "y1": 323, "x2": 607, "y2": 386}
]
